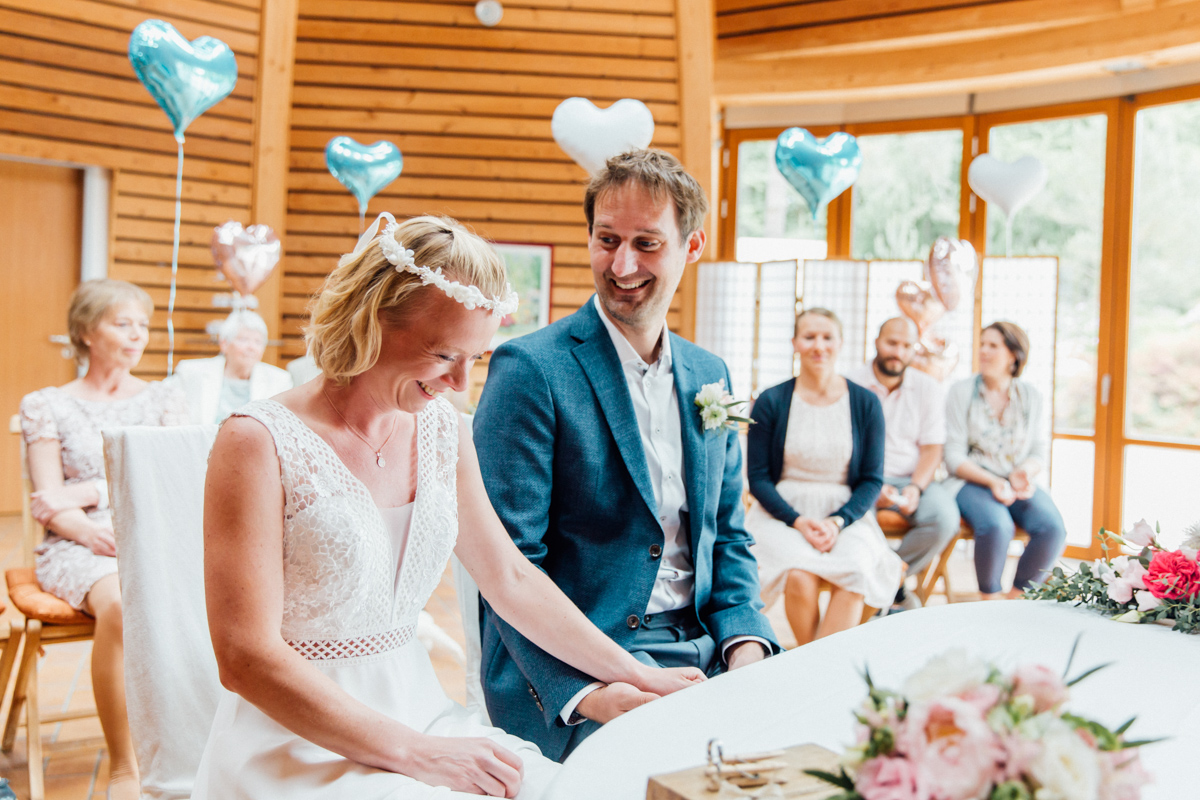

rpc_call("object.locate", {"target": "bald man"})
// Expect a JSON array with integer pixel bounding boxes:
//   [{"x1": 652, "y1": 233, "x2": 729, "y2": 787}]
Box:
[{"x1": 846, "y1": 318, "x2": 960, "y2": 609}]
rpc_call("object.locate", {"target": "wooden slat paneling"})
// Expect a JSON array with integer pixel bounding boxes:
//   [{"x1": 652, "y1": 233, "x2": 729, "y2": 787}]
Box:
[
  {"x1": 283, "y1": 0, "x2": 689, "y2": 362},
  {"x1": 0, "y1": 0, "x2": 264, "y2": 374}
]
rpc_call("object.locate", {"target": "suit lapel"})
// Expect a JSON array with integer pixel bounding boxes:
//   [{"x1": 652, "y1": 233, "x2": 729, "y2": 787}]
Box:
[
  {"x1": 571, "y1": 302, "x2": 658, "y2": 518},
  {"x1": 671, "y1": 344, "x2": 708, "y2": 552}
]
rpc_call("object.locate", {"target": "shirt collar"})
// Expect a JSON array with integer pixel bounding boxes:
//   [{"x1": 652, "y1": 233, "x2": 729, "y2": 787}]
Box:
[{"x1": 593, "y1": 295, "x2": 672, "y2": 373}]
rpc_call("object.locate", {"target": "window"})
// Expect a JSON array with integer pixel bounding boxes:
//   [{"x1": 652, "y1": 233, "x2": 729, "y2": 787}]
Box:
[{"x1": 735, "y1": 139, "x2": 828, "y2": 263}]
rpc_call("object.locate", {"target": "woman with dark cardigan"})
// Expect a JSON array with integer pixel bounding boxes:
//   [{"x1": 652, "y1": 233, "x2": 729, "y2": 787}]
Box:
[{"x1": 746, "y1": 308, "x2": 902, "y2": 645}]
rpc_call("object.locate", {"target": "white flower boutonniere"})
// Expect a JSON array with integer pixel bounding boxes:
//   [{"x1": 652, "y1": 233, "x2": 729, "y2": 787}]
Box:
[{"x1": 694, "y1": 380, "x2": 753, "y2": 432}]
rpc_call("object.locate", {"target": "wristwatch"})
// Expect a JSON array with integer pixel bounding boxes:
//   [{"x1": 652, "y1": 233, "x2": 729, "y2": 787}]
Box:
[{"x1": 830, "y1": 515, "x2": 845, "y2": 532}]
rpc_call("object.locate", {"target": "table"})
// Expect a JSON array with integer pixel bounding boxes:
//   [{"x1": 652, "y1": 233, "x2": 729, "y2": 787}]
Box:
[{"x1": 549, "y1": 601, "x2": 1199, "y2": 799}]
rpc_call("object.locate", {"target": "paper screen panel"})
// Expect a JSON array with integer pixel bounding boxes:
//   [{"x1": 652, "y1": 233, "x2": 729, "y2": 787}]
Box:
[
  {"x1": 756, "y1": 260, "x2": 799, "y2": 394},
  {"x1": 695, "y1": 261, "x2": 757, "y2": 400},
  {"x1": 800, "y1": 260, "x2": 869, "y2": 373}
]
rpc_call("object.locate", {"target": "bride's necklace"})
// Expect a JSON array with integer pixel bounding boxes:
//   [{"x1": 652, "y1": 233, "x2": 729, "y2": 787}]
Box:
[{"x1": 321, "y1": 388, "x2": 399, "y2": 468}]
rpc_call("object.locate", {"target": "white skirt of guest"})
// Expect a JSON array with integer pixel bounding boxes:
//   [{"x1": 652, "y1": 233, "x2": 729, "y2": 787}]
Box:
[
  {"x1": 747, "y1": 480, "x2": 903, "y2": 610},
  {"x1": 192, "y1": 638, "x2": 559, "y2": 800}
]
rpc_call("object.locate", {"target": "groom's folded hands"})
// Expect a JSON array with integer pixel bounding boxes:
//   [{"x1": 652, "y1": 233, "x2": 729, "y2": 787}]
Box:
[{"x1": 576, "y1": 665, "x2": 706, "y2": 724}]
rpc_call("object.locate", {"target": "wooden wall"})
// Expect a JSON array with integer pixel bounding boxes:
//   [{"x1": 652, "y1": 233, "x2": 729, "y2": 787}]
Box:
[
  {"x1": 280, "y1": 0, "x2": 689, "y2": 363},
  {"x1": 0, "y1": 0, "x2": 266, "y2": 376}
]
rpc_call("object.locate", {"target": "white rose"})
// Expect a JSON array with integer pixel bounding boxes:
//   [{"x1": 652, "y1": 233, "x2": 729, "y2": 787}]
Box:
[
  {"x1": 695, "y1": 381, "x2": 726, "y2": 408},
  {"x1": 1030, "y1": 719, "x2": 1101, "y2": 800},
  {"x1": 701, "y1": 404, "x2": 729, "y2": 431},
  {"x1": 902, "y1": 648, "x2": 990, "y2": 704}
]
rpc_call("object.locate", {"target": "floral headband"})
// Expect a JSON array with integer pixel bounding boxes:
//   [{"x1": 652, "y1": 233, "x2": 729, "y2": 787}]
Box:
[{"x1": 351, "y1": 212, "x2": 519, "y2": 318}]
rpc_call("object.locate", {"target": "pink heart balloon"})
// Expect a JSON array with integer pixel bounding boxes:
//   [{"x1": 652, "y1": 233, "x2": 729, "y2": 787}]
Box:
[
  {"x1": 895, "y1": 280, "x2": 946, "y2": 333},
  {"x1": 211, "y1": 221, "x2": 281, "y2": 296},
  {"x1": 911, "y1": 333, "x2": 959, "y2": 382},
  {"x1": 925, "y1": 237, "x2": 977, "y2": 312}
]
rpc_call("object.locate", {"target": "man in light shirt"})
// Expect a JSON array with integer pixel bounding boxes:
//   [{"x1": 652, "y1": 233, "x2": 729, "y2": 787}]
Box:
[
  {"x1": 474, "y1": 150, "x2": 777, "y2": 761},
  {"x1": 847, "y1": 318, "x2": 961, "y2": 608}
]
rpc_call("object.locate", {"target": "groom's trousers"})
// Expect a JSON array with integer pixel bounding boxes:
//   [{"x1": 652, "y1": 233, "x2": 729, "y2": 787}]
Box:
[{"x1": 560, "y1": 607, "x2": 719, "y2": 759}]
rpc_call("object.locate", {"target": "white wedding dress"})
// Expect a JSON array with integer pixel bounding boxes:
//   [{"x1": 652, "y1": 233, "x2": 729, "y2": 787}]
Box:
[{"x1": 192, "y1": 398, "x2": 558, "y2": 799}]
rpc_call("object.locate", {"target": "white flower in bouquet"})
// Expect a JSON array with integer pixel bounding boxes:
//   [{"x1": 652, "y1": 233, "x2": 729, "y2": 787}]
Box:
[
  {"x1": 1184, "y1": 519, "x2": 1200, "y2": 551},
  {"x1": 1028, "y1": 718, "x2": 1102, "y2": 800},
  {"x1": 694, "y1": 381, "x2": 727, "y2": 407},
  {"x1": 902, "y1": 649, "x2": 990, "y2": 704},
  {"x1": 693, "y1": 380, "x2": 753, "y2": 433},
  {"x1": 700, "y1": 404, "x2": 729, "y2": 430}
]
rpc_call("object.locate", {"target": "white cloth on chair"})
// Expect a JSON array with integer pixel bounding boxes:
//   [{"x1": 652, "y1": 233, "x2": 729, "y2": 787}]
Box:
[{"x1": 105, "y1": 424, "x2": 222, "y2": 800}]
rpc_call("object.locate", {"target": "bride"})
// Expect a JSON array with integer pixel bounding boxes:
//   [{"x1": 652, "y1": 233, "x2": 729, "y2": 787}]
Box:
[{"x1": 194, "y1": 214, "x2": 704, "y2": 799}]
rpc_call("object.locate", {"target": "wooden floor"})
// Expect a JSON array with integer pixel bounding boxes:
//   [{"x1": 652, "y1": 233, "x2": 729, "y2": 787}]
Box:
[{"x1": 0, "y1": 511, "x2": 1006, "y2": 798}]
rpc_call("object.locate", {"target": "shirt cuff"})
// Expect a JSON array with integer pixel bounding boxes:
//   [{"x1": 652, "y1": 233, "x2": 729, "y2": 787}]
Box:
[
  {"x1": 93, "y1": 479, "x2": 109, "y2": 511},
  {"x1": 720, "y1": 635, "x2": 771, "y2": 664},
  {"x1": 559, "y1": 681, "x2": 605, "y2": 726}
]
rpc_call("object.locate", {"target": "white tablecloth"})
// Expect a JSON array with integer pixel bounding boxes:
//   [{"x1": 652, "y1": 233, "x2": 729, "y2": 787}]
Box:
[{"x1": 550, "y1": 601, "x2": 1199, "y2": 799}]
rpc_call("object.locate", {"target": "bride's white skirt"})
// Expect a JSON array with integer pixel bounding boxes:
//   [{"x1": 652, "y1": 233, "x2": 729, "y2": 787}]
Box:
[
  {"x1": 747, "y1": 480, "x2": 903, "y2": 610},
  {"x1": 193, "y1": 639, "x2": 558, "y2": 799}
]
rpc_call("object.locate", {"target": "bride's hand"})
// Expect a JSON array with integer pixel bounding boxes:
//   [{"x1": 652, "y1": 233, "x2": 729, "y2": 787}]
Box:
[
  {"x1": 399, "y1": 735, "x2": 524, "y2": 797},
  {"x1": 632, "y1": 664, "x2": 706, "y2": 697}
]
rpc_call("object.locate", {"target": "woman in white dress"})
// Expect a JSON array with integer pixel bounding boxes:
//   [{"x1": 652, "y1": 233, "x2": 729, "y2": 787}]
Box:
[
  {"x1": 194, "y1": 214, "x2": 703, "y2": 800},
  {"x1": 745, "y1": 308, "x2": 902, "y2": 646}
]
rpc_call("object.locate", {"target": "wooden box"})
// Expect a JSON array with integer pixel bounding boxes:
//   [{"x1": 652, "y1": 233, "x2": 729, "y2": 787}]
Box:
[{"x1": 646, "y1": 743, "x2": 843, "y2": 800}]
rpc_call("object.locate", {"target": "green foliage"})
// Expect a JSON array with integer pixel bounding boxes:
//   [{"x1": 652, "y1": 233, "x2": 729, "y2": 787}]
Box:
[{"x1": 991, "y1": 781, "x2": 1033, "y2": 800}]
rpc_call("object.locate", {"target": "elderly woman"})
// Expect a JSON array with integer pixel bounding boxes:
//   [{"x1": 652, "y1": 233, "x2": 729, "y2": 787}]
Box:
[
  {"x1": 19, "y1": 279, "x2": 188, "y2": 800},
  {"x1": 745, "y1": 308, "x2": 902, "y2": 646},
  {"x1": 171, "y1": 309, "x2": 293, "y2": 424},
  {"x1": 194, "y1": 214, "x2": 701, "y2": 799},
  {"x1": 945, "y1": 321, "x2": 1066, "y2": 599}
]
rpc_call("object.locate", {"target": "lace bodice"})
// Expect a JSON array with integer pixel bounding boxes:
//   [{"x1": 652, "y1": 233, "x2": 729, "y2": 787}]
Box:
[
  {"x1": 235, "y1": 399, "x2": 460, "y2": 644},
  {"x1": 19, "y1": 382, "x2": 189, "y2": 522},
  {"x1": 780, "y1": 391, "x2": 852, "y2": 485}
]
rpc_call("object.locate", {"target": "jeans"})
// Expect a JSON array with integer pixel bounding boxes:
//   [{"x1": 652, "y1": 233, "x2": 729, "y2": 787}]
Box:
[
  {"x1": 881, "y1": 476, "x2": 961, "y2": 575},
  {"x1": 955, "y1": 483, "x2": 1067, "y2": 595}
]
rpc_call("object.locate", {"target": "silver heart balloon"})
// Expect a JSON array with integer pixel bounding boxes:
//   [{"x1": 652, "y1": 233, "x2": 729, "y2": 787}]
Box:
[{"x1": 211, "y1": 221, "x2": 281, "y2": 296}]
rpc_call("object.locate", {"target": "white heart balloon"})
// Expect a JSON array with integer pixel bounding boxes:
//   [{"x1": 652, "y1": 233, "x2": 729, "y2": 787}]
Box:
[
  {"x1": 551, "y1": 98, "x2": 655, "y2": 174},
  {"x1": 967, "y1": 154, "x2": 1048, "y2": 219}
]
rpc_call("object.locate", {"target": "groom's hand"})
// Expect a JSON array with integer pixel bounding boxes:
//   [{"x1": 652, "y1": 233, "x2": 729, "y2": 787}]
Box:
[
  {"x1": 726, "y1": 641, "x2": 768, "y2": 671},
  {"x1": 576, "y1": 682, "x2": 658, "y2": 724}
]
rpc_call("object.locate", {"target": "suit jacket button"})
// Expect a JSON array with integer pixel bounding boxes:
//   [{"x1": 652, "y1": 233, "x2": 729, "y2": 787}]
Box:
[
  {"x1": 649, "y1": 544, "x2": 663, "y2": 559},
  {"x1": 627, "y1": 614, "x2": 641, "y2": 629}
]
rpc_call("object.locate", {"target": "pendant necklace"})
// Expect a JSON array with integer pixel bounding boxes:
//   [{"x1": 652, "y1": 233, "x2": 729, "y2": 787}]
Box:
[{"x1": 322, "y1": 388, "x2": 398, "y2": 468}]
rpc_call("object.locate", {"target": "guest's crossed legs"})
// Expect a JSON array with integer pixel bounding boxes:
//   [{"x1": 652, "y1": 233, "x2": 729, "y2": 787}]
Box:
[
  {"x1": 882, "y1": 477, "x2": 961, "y2": 576},
  {"x1": 956, "y1": 484, "x2": 1067, "y2": 595}
]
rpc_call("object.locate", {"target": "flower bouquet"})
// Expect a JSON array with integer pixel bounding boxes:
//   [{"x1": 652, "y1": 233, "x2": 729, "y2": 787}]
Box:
[
  {"x1": 807, "y1": 648, "x2": 1153, "y2": 800},
  {"x1": 694, "y1": 381, "x2": 753, "y2": 432},
  {"x1": 1025, "y1": 520, "x2": 1200, "y2": 634}
]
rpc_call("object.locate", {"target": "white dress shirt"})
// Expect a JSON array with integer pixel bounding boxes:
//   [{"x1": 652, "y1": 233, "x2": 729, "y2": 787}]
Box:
[
  {"x1": 846, "y1": 363, "x2": 946, "y2": 480},
  {"x1": 559, "y1": 299, "x2": 766, "y2": 724}
]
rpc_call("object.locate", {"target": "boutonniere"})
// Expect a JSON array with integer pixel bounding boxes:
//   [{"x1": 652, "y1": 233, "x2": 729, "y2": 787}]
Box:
[{"x1": 694, "y1": 380, "x2": 753, "y2": 432}]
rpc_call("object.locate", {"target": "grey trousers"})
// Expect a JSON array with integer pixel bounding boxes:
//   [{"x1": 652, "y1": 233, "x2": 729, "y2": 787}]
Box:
[
  {"x1": 882, "y1": 476, "x2": 961, "y2": 576},
  {"x1": 561, "y1": 609, "x2": 717, "y2": 760}
]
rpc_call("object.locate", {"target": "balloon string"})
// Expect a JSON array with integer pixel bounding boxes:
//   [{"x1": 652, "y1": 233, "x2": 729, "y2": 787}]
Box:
[
  {"x1": 1005, "y1": 217, "x2": 1013, "y2": 258},
  {"x1": 167, "y1": 140, "x2": 183, "y2": 377}
]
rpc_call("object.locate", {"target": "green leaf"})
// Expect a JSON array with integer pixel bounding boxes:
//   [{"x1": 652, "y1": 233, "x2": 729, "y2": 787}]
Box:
[
  {"x1": 1062, "y1": 633, "x2": 1083, "y2": 679},
  {"x1": 803, "y1": 768, "x2": 856, "y2": 790},
  {"x1": 1115, "y1": 716, "x2": 1137, "y2": 735},
  {"x1": 1066, "y1": 662, "x2": 1112, "y2": 687}
]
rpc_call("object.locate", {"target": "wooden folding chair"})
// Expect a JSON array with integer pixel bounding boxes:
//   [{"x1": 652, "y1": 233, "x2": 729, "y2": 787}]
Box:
[
  {"x1": 4, "y1": 413, "x2": 99, "y2": 800},
  {"x1": 877, "y1": 508, "x2": 946, "y2": 605}
]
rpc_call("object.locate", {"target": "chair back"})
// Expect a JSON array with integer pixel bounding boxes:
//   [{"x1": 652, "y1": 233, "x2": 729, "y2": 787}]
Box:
[
  {"x1": 104, "y1": 424, "x2": 221, "y2": 800},
  {"x1": 10, "y1": 413, "x2": 40, "y2": 568}
]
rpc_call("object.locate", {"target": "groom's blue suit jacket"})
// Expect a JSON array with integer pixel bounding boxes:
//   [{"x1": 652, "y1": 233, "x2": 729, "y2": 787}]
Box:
[{"x1": 473, "y1": 297, "x2": 778, "y2": 761}]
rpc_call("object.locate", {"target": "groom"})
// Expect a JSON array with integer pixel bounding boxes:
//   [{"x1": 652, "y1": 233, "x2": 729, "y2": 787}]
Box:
[{"x1": 474, "y1": 149, "x2": 778, "y2": 761}]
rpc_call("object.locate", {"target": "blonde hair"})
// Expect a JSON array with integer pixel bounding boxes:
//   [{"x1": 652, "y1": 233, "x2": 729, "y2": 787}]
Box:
[
  {"x1": 794, "y1": 307, "x2": 843, "y2": 339},
  {"x1": 68, "y1": 279, "x2": 154, "y2": 366},
  {"x1": 307, "y1": 215, "x2": 507, "y2": 385}
]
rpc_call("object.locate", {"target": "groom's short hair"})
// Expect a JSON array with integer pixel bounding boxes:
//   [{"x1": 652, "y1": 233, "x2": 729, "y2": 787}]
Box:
[{"x1": 584, "y1": 149, "x2": 709, "y2": 242}]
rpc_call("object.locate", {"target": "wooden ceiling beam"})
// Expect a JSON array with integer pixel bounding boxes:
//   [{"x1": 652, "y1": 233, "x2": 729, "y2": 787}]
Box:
[
  {"x1": 718, "y1": 0, "x2": 1122, "y2": 61},
  {"x1": 715, "y1": 0, "x2": 1200, "y2": 103},
  {"x1": 719, "y1": 0, "x2": 989, "y2": 37}
]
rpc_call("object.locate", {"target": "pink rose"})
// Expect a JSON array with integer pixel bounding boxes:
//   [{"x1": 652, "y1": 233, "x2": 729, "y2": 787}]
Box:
[
  {"x1": 1011, "y1": 664, "x2": 1068, "y2": 713},
  {"x1": 958, "y1": 683, "x2": 1003, "y2": 715},
  {"x1": 996, "y1": 732, "x2": 1041, "y2": 783},
  {"x1": 900, "y1": 699, "x2": 1005, "y2": 800},
  {"x1": 855, "y1": 756, "x2": 930, "y2": 800},
  {"x1": 1098, "y1": 748, "x2": 1153, "y2": 800},
  {"x1": 1125, "y1": 520, "x2": 1156, "y2": 548},
  {"x1": 1145, "y1": 550, "x2": 1200, "y2": 600}
]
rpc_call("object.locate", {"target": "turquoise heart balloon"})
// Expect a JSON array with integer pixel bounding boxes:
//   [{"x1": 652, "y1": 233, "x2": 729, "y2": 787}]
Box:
[
  {"x1": 774, "y1": 128, "x2": 862, "y2": 220},
  {"x1": 128, "y1": 20, "x2": 237, "y2": 144},
  {"x1": 325, "y1": 137, "x2": 404, "y2": 219}
]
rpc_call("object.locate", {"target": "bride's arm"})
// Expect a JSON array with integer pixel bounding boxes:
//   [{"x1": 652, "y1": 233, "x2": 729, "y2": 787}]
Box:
[
  {"x1": 455, "y1": 423, "x2": 705, "y2": 697},
  {"x1": 205, "y1": 417, "x2": 523, "y2": 797}
]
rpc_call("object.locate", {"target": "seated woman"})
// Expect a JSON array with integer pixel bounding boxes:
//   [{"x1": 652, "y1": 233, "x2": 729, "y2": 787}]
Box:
[
  {"x1": 944, "y1": 321, "x2": 1066, "y2": 599},
  {"x1": 19, "y1": 279, "x2": 189, "y2": 800},
  {"x1": 194, "y1": 214, "x2": 702, "y2": 799},
  {"x1": 170, "y1": 309, "x2": 293, "y2": 424},
  {"x1": 746, "y1": 308, "x2": 902, "y2": 647}
]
